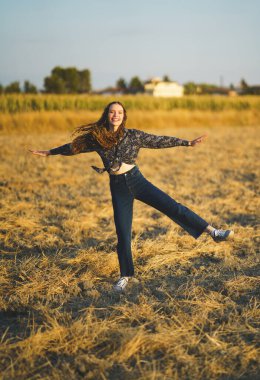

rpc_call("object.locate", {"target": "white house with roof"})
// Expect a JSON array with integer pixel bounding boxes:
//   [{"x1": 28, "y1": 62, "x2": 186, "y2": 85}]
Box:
[{"x1": 144, "y1": 77, "x2": 184, "y2": 97}]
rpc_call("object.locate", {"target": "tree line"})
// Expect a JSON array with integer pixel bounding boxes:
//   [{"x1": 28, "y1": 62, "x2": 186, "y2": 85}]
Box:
[
  {"x1": 0, "y1": 66, "x2": 91, "y2": 94},
  {"x1": 114, "y1": 77, "x2": 260, "y2": 95},
  {"x1": 0, "y1": 67, "x2": 259, "y2": 95},
  {"x1": 0, "y1": 81, "x2": 38, "y2": 94}
]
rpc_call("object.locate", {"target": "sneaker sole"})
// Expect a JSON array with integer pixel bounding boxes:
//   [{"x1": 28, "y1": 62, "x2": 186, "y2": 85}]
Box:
[{"x1": 113, "y1": 286, "x2": 127, "y2": 293}]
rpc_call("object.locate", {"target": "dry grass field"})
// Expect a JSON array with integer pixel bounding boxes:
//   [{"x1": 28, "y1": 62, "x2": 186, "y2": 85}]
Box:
[{"x1": 0, "y1": 108, "x2": 259, "y2": 379}]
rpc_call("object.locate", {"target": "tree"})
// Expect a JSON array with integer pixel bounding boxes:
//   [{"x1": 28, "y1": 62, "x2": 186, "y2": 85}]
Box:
[
  {"x1": 44, "y1": 66, "x2": 91, "y2": 93},
  {"x1": 240, "y1": 78, "x2": 251, "y2": 95},
  {"x1": 128, "y1": 76, "x2": 144, "y2": 94},
  {"x1": 44, "y1": 74, "x2": 66, "y2": 94},
  {"x1": 198, "y1": 83, "x2": 218, "y2": 95},
  {"x1": 52, "y1": 66, "x2": 79, "y2": 93},
  {"x1": 51, "y1": 66, "x2": 65, "y2": 80},
  {"x1": 64, "y1": 67, "x2": 79, "y2": 93},
  {"x1": 5, "y1": 81, "x2": 21, "y2": 93},
  {"x1": 116, "y1": 77, "x2": 127, "y2": 92},
  {"x1": 78, "y1": 69, "x2": 91, "y2": 93},
  {"x1": 0, "y1": 84, "x2": 3, "y2": 94},
  {"x1": 240, "y1": 78, "x2": 248, "y2": 90},
  {"x1": 163, "y1": 75, "x2": 170, "y2": 82},
  {"x1": 184, "y1": 82, "x2": 197, "y2": 95},
  {"x1": 24, "y1": 80, "x2": 37, "y2": 94}
]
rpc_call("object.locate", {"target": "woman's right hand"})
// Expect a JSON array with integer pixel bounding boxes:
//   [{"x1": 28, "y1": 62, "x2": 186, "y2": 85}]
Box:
[{"x1": 29, "y1": 149, "x2": 50, "y2": 157}]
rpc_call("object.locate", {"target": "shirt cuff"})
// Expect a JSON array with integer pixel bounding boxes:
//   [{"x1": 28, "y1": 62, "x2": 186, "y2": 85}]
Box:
[{"x1": 181, "y1": 140, "x2": 191, "y2": 146}]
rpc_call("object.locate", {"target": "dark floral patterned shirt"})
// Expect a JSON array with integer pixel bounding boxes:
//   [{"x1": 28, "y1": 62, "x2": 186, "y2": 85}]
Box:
[{"x1": 49, "y1": 128, "x2": 190, "y2": 174}]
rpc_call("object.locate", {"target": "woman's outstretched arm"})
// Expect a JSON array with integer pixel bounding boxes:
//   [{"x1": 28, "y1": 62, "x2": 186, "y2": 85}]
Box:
[
  {"x1": 29, "y1": 143, "x2": 73, "y2": 157},
  {"x1": 134, "y1": 129, "x2": 207, "y2": 149},
  {"x1": 29, "y1": 137, "x2": 97, "y2": 157}
]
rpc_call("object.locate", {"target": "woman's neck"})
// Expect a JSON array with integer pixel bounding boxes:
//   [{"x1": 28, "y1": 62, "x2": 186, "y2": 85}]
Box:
[{"x1": 108, "y1": 123, "x2": 120, "y2": 133}]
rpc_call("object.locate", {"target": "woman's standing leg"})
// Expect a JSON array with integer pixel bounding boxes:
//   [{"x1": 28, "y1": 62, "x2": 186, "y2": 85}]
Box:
[{"x1": 110, "y1": 177, "x2": 135, "y2": 277}]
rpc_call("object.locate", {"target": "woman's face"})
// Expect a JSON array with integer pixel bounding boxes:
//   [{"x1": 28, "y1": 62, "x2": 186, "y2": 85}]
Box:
[{"x1": 108, "y1": 103, "x2": 124, "y2": 129}]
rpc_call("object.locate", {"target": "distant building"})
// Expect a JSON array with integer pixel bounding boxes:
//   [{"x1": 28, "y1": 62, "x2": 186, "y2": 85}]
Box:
[
  {"x1": 228, "y1": 90, "x2": 238, "y2": 97},
  {"x1": 144, "y1": 77, "x2": 184, "y2": 97}
]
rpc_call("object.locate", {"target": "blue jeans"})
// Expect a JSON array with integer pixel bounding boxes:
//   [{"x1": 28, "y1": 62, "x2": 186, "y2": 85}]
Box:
[{"x1": 109, "y1": 166, "x2": 208, "y2": 277}]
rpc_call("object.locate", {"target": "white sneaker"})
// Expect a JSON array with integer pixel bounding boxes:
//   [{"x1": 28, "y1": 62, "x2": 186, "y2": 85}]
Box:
[
  {"x1": 212, "y1": 229, "x2": 234, "y2": 243},
  {"x1": 113, "y1": 277, "x2": 129, "y2": 292}
]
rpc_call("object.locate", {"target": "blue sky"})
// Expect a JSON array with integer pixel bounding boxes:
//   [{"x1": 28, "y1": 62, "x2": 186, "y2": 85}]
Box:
[{"x1": 0, "y1": 0, "x2": 259, "y2": 90}]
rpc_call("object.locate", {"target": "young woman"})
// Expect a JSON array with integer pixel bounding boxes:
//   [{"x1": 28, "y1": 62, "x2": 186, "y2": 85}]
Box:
[{"x1": 30, "y1": 101, "x2": 234, "y2": 292}]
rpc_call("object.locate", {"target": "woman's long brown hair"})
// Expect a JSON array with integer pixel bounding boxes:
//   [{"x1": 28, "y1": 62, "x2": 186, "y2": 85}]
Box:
[{"x1": 71, "y1": 101, "x2": 127, "y2": 153}]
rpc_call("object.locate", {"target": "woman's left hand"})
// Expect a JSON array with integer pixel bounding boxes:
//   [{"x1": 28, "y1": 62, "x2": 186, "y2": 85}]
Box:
[{"x1": 189, "y1": 134, "x2": 207, "y2": 147}]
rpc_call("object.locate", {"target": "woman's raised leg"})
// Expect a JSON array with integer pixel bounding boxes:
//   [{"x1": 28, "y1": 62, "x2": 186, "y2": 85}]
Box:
[{"x1": 134, "y1": 176, "x2": 208, "y2": 239}]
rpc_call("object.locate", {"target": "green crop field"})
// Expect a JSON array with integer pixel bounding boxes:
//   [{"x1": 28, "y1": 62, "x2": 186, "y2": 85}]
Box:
[{"x1": 1, "y1": 94, "x2": 260, "y2": 113}]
